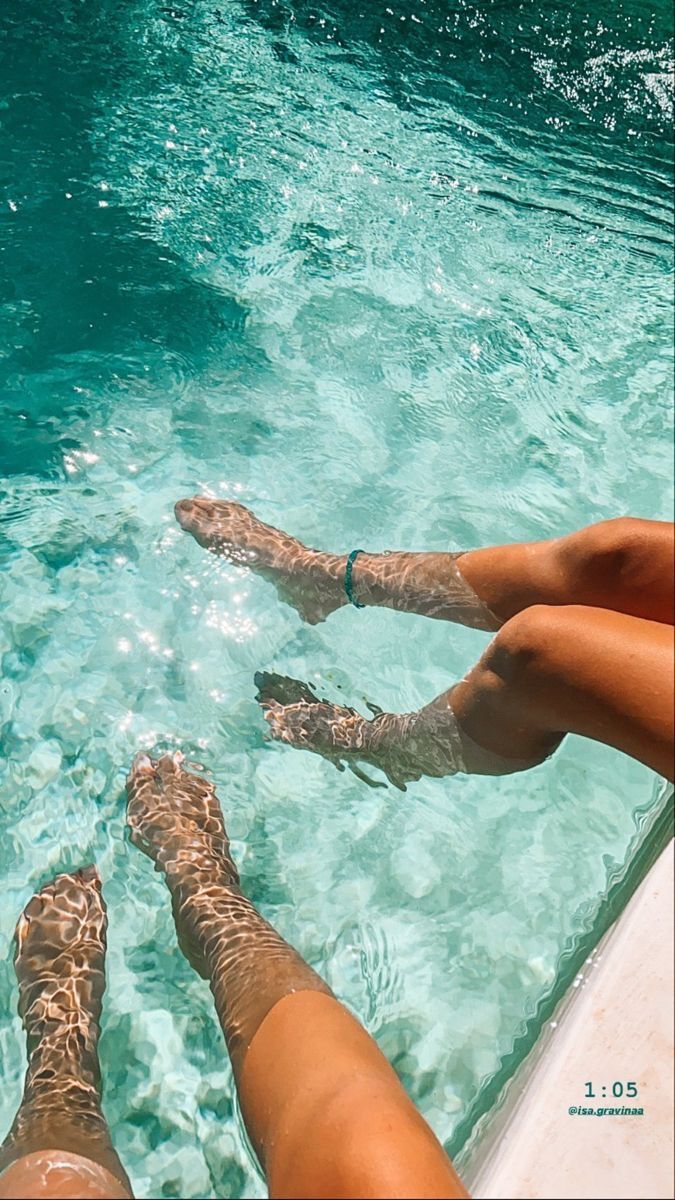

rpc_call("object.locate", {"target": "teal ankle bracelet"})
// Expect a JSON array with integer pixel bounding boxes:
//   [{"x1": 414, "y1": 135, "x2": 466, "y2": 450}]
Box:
[{"x1": 345, "y1": 549, "x2": 366, "y2": 608}]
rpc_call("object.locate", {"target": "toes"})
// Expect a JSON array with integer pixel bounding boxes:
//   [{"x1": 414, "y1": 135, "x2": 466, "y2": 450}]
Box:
[
  {"x1": 156, "y1": 751, "x2": 184, "y2": 779},
  {"x1": 127, "y1": 750, "x2": 183, "y2": 793},
  {"x1": 76, "y1": 864, "x2": 101, "y2": 889},
  {"x1": 34, "y1": 867, "x2": 102, "y2": 907},
  {"x1": 174, "y1": 498, "x2": 194, "y2": 521},
  {"x1": 174, "y1": 496, "x2": 213, "y2": 532},
  {"x1": 21, "y1": 892, "x2": 50, "y2": 924},
  {"x1": 175, "y1": 495, "x2": 252, "y2": 535},
  {"x1": 15, "y1": 868, "x2": 105, "y2": 960},
  {"x1": 125, "y1": 750, "x2": 229, "y2": 865},
  {"x1": 128, "y1": 752, "x2": 154, "y2": 787},
  {"x1": 254, "y1": 670, "x2": 321, "y2": 707},
  {"x1": 261, "y1": 699, "x2": 289, "y2": 737},
  {"x1": 127, "y1": 750, "x2": 199, "y2": 805}
]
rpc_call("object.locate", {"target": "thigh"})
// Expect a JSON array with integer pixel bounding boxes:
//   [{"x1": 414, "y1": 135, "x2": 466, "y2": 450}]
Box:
[
  {"x1": 459, "y1": 518, "x2": 674, "y2": 625},
  {"x1": 513, "y1": 605, "x2": 674, "y2": 778},
  {"x1": 554, "y1": 518, "x2": 674, "y2": 624},
  {"x1": 239, "y1": 991, "x2": 468, "y2": 1199}
]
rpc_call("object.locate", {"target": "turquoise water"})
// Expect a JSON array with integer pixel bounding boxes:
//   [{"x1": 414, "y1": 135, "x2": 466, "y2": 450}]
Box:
[{"x1": 0, "y1": 1, "x2": 673, "y2": 1195}]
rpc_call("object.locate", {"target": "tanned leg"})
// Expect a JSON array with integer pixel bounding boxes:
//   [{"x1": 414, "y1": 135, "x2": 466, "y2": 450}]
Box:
[
  {"x1": 175, "y1": 500, "x2": 673, "y2": 628},
  {"x1": 259, "y1": 607, "x2": 674, "y2": 786},
  {"x1": 0, "y1": 870, "x2": 132, "y2": 1200},
  {"x1": 126, "y1": 753, "x2": 467, "y2": 1199}
]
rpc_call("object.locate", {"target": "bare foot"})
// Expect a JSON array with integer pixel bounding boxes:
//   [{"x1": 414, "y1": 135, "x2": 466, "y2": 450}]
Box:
[
  {"x1": 254, "y1": 673, "x2": 471, "y2": 790},
  {"x1": 126, "y1": 751, "x2": 237, "y2": 882},
  {"x1": 125, "y1": 753, "x2": 329, "y2": 1070},
  {"x1": 254, "y1": 671, "x2": 408, "y2": 789},
  {"x1": 262, "y1": 694, "x2": 451, "y2": 789},
  {"x1": 126, "y1": 752, "x2": 241, "y2": 976},
  {"x1": 174, "y1": 497, "x2": 347, "y2": 624},
  {"x1": 0, "y1": 869, "x2": 132, "y2": 1192},
  {"x1": 14, "y1": 867, "x2": 107, "y2": 1062}
]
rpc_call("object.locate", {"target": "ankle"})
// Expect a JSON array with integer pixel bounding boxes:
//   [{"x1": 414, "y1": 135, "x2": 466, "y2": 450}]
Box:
[
  {"x1": 362, "y1": 710, "x2": 408, "y2": 757},
  {"x1": 362, "y1": 706, "x2": 463, "y2": 784},
  {"x1": 340, "y1": 550, "x2": 402, "y2": 609},
  {"x1": 161, "y1": 848, "x2": 239, "y2": 892},
  {"x1": 367, "y1": 700, "x2": 458, "y2": 749},
  {"x1": 23, "y1": 1006, "x2": 101, "y2": 1062},
  {"x1": 24, "y1": 1048, "x2": 102, "y2": 1106},
  {"x1": 169, "y1": 875, "x2": 248, "y2": 963},
  {"x1": 27, "y1": 1010, "x2": 99, "y2": 1054},
  {"x1": 305, "y1": 551, "x2": 349, "y2": 602}
]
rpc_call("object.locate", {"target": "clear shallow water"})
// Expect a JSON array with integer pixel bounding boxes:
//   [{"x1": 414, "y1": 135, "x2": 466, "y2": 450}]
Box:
[{"x1": 0, "y1": 1, "x2": 672, "y2": 1195}]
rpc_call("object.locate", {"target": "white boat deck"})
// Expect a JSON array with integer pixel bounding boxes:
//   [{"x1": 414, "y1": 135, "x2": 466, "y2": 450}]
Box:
[{"x1": 468, "y1": 838, "x2": 674, "y2": 1200}]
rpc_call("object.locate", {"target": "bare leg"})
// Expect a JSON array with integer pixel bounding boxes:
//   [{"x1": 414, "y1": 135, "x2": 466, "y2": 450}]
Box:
[
  {"x1": 260, "y1": 607, "x2": 674, "y2": 785},
  {"x1": 175, "y1": 499, "x2": 674, "y2": 627},
  {"x1": 0, "y1": 870, "x2": 132, "y2": 1200},
  {"x1": 126, "y1": 752, "x2": 333, "y2": 1074},
  {"x1": 126, "y1": 754, "x2": 467, "y2": 1199}
]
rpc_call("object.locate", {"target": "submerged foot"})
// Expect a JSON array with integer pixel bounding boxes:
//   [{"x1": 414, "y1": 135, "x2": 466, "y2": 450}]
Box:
[
  {"x1": 126, "y1": 752, "x2": 239, "y2": 883},
  {"x1": 127, "y1": 753, "x2": 334, "y2": 1072},
  {"x1": 255, "y1": 671, "x2": 407, "y2": 789},
  {"x1": 15, "y1": 867, "x2": 107, "y2": 1060},
  {"x1": 254, "y1": 669, "x2": 326, "y2": 708},
  {"x1": 256, "y1": 670, "x2": 366, "y2": 760},
  {"x1": 174, "y1": 497, "x2": 347, "y2": 624},
  {"x1": 126, "y1": 753, "x2": 241, "y2": 974},
  {"x1": 254, "y1": 672, "x2": 468, "y2": 790},
  {"x1": 0, "y1": 868, "x2": 132, "y2": 1186}
]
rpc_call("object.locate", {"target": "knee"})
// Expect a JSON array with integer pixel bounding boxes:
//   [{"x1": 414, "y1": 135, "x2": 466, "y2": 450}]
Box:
[
  {"x1": 575, "y1": 516, "x2": 648, "y2": 560},
  {"x1": 554, "y1": 517, "x2": 650, "y2": 588},
  {"x1": 484, "y1": 604, "x2": 574, "y2": 684},
  {"x1": 0, "y1": 1153, "x2": 130, "y2": 1200}
]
